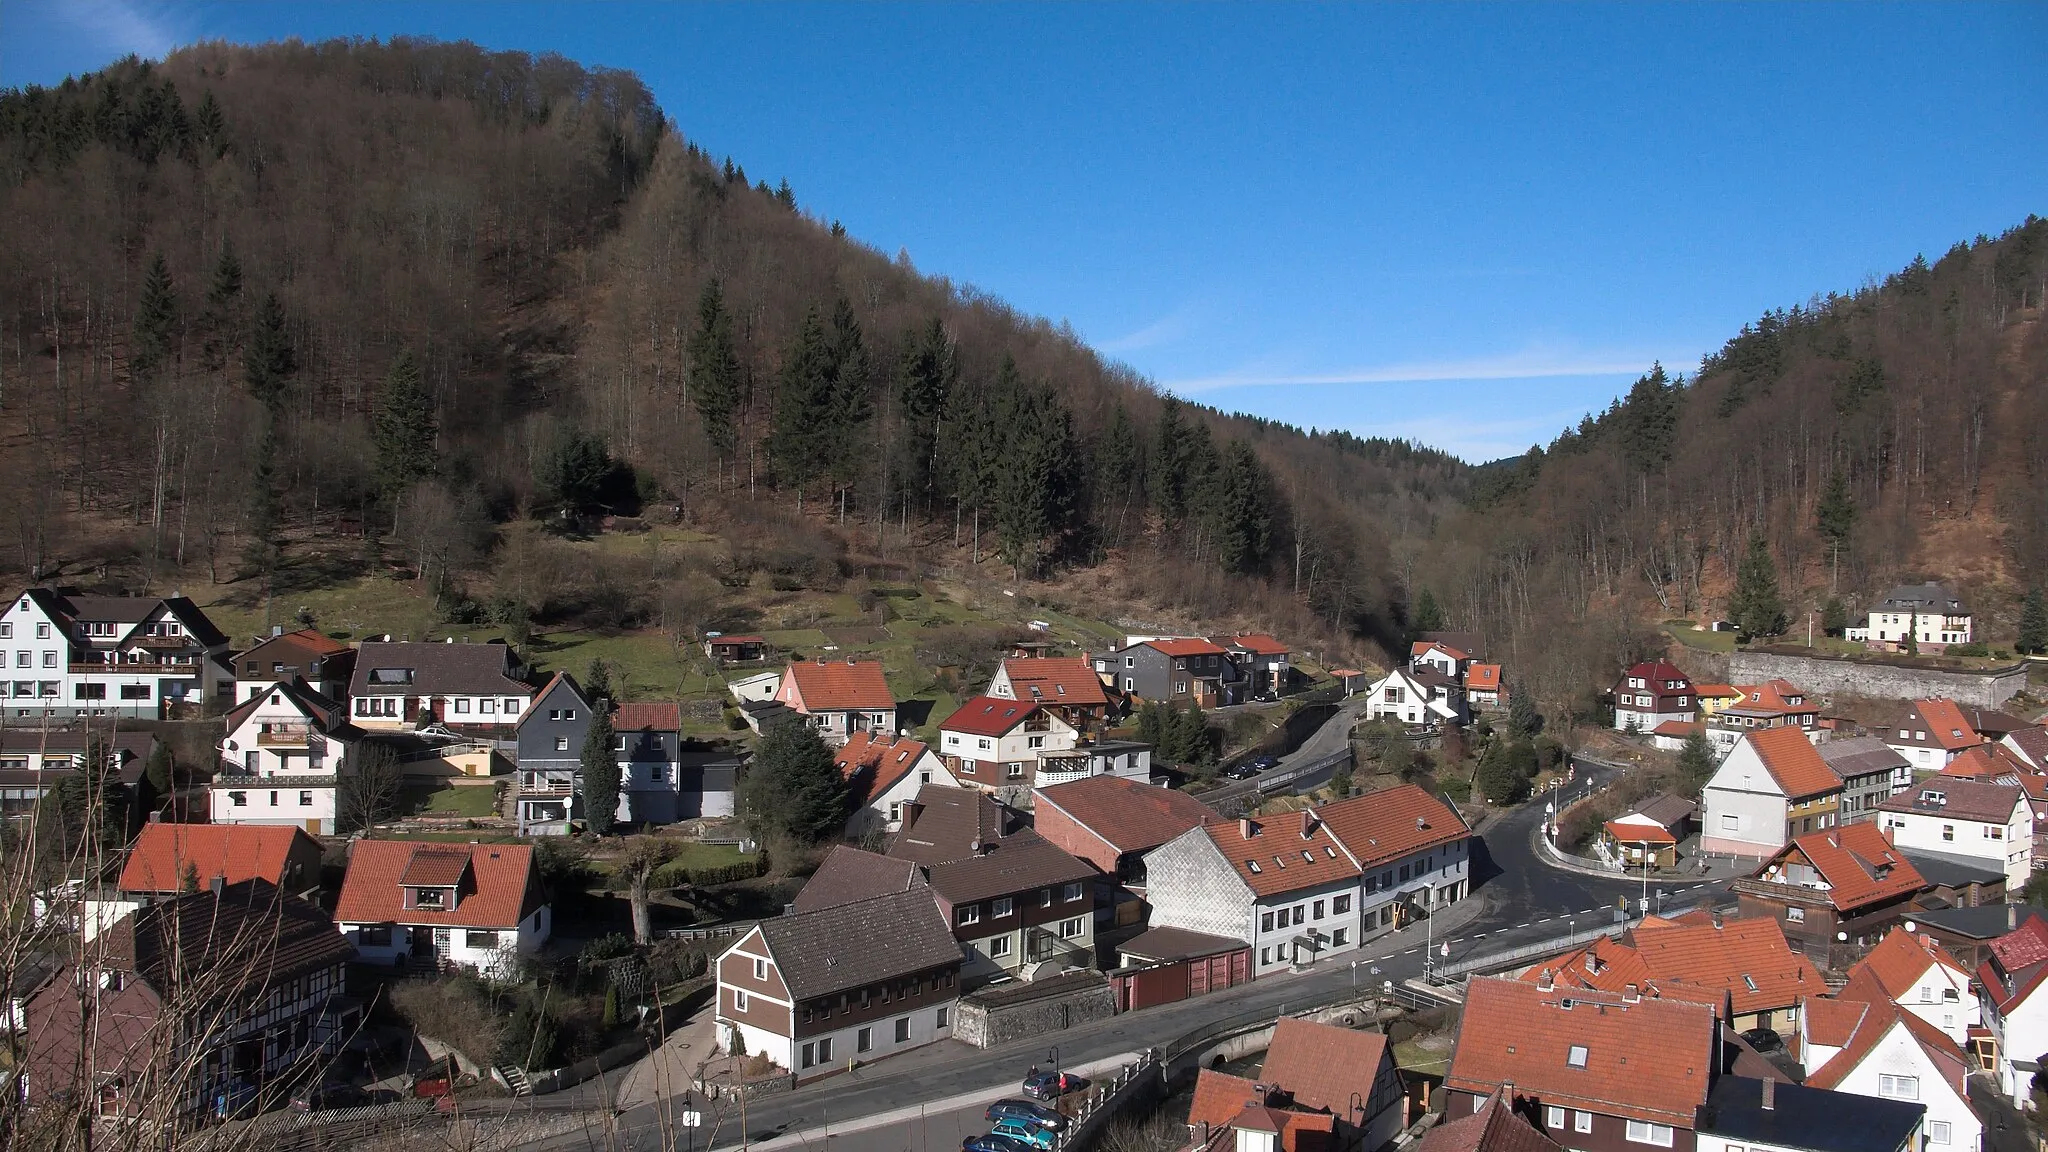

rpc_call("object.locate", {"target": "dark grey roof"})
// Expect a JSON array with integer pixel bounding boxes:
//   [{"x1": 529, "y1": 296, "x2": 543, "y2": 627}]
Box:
[
  {"x1": 1819, "y1": 737, "x2": 1911, "y2": 782},
  {"x1": 1699, "y1": 1076, "x2": 1921, "y2": 1152},
  {"x1": 792, "y1": 845, "x2": 928, "y2": 914},
  {"x1": 1962, "y1": 708, "x2": 2032, "y2": 737},
  {"x1": 757, "y1": 888, "x2": 961, "y2": 1000},
  {"x1": 1628, "y1": 792, "x2": 1697, "y2": 828},
  {"x1": 1418, "y1": 631, "x2": 1488, "y2": 660},
  {"x1": 890, "y1": 785, "x2": 1011, "y2": 866},
  {"x1": 1119, "y1": 925, "x2": 1248, "y2": 964},
  {"x1": 1898, "y1": 848, "x2": 2005, "y2": 888},
  {"x1": 52, "y1": 593, "x2": 229, "y2": 648},
  {"x1": 1908, "y1": 904, "x2": 2048, "y2": 941},
  {"x1": 926, "y1": 829, "x2": 1094, "y2": 904},
  {"x1": 348, "y1": 641, "x2": 531, "y2": 697},
  {"x1": 1407, "y1": 666, "x2": 1459, "y2": 691},
  {"x1": 1872, "y1": 582, "x2": 1966, "y2": 615},
  {"x1": 1877, "y1": 778, "x2": 2022, "y2": 823},
  {"x1": 104, "y1": 879, "x2": 353, "y2": 995}
]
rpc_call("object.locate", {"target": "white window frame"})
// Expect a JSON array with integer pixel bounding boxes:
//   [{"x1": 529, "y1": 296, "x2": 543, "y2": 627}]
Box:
[
  {"x1": 734, "y1": 989, "x2": 750, "y2": 1011},
  {"x1": 1625, "y1": 1121, "x2": 1673, "y2": 1146},
  {"x1": 1877, "y1": 1074, "x2": 1918, "y2": 1100},
  {"x1": 1546, "y1": 1107, "x2": 1565, "y2": 1130},
  {"x1": 1574, "y1": 1111, "x2": 1592, "y2": 1134},
  {"x1": 989, "y1": 934, "x2": 1012, "y2": 958}
]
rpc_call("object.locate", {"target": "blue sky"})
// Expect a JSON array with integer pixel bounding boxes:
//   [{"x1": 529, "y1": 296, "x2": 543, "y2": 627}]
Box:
[{"x1": 6, "y1": 3, "x2": 2044, "y2": 461}]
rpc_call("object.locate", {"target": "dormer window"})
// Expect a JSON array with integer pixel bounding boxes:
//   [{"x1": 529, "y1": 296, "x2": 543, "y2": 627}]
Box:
[
  {"x1": 410, "y1": 887, "x2": 449, "y2": 910},
  {"x1": 1566, "y1": 1044, "x2": 1589, "y2": 1068}
]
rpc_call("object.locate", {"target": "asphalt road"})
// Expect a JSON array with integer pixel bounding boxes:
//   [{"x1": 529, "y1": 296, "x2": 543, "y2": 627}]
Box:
[{"x1": 524, "y1": 756, "x2": 1737, "y2": 1152}]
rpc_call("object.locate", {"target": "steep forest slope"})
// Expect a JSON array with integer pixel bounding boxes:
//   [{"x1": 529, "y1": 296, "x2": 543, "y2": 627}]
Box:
[
  {"x1": 0, "y1": 40, "x2": 1465, "y2": 661},
  {"x1": 1421, "y1": 219, "x2": 2048, "y2": 709}
]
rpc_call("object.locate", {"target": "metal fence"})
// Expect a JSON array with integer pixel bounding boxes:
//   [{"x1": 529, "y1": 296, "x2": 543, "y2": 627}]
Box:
[
  {"x1": 1430, "y1": 916, "x2": 1642, "y2": 981},
  {"x1": 1203, "y1": 748, "x2": 1354, "y2": 807}
]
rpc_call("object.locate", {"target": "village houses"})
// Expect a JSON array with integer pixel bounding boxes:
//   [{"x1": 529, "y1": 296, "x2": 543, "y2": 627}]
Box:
[
  {"x1": 347, "y1": 639, "x2": 535, "y2": 733},
  {"x1": 773, "y1": 656, "x2": 897, "y2": 745},
  {"x1": 1884, "y1": 699, "x2": 1987, "y2": 774},
  {"x1": 235, "y1": 626, "x2": 354, "y2": 703},
  {"x1": 1093, "y1": 636, "x2": 1240, "y2": 708},
  {"x1": 987, "y1": 652, "x2": 1117, "y2": 734},
  {"x1": 1876, "y1": 778, "x2": 2033, "y2": 889},
  {"x1": 0, "y1": 587, "x2": 234, "y2": 721},
  {"x1": 1738, "y1": 824, "x2": 1929, "y2": 961},
  {"x1": 1700, "y1": 727, "x2": 1845, "y2": 858},
  {"x1": 211, "y1": 678, "x2": 355, "y2": 834},
  {"x1": 1364, "y1": 665, "x2": 1465, "y2": 728},
  {"x1": 1612, "y1": 660, "x2": 1697, "y2": 733},
  {"x1": 1847, "y1": 926, "x2": 1979, "y2": 1046},
  {"x1": 1846, "y1": 583, "x2": 1973, "y2": 650},
  {"x1": 334, "y1": 840, "x2": 551, "y2": 978},
  {"x1": 1798, "y1": 972, "x2": 1975, "y2": 1152},
  {"x1": 938, "y1": 694, "x2": 1082, "y2": 792},
  {"x1": 836, "y1": 730, "x2": 953, "y2": 837}
]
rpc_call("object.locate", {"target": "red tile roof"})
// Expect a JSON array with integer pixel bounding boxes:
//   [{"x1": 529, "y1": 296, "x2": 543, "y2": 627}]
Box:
[
  {"x1": 834, "y1": 731, "x2": 933, "y2": 807},
  {"x1": 1990, "y1": 915, "x2": 2048, "y2": 971},
  {"x1": 1204, "y1": 811, "x2": 1361, "y2": 898},
  {"x1": 119, "y1": 824, "x2": 321, "y2": 894},
  {"x1": 1802, "y1": 996, "x2": 1871, "y2": 1048},
  {"x1": 1908, "y1": 699, "x2": 1988, "y2": 751},
  {"x1": 1937, "y1": 745, "x2": 2015, "y2": 780},
  {"x1": 1226, "y1": 633, "x2": 1290, "y2": 656},
  {"x1": 613, "y1": 702, "x2": 682, "y2": 731},
  {"x1": 1755, "y1": 824, "x2": 1924, "y2": 913},
  {"x1": 1259, "y1": 1016, "x2": 1392, "y2": 1114},
  {"x1": 1604, "y1": 820, "x2": 1677, "y2": 846},
  {"x1": 1743, "y1": 726, "x2": 1843, "y2": 799},
  {"x1": 1448, "y1": 978, "x2": 1718, "y2": 1126},
  {"x1": 1190, "y1": 1069, "x2": 1269, "y2": 1129},
  {"x1": 941, "y1": 695, "x2": 1042, "y2": 738},
  {"x1": 1652, "y1": 720, "x2": 1702, "y2": 737},
  {"x1": 1536, "y1": 917, "x2": 1823, "y2": 1017},
  {"x1": 1850, "y1": 927, "x2": 1966, "y2": 1002},
  {"x1": 1413, "y1": 640, "x2": 1471, "y2": 661},
  {"x1": 1145, "y1": 637, "x2": 1228, "y2": 658},
  {"x1": 1809, "y1": 972, "x2": 1969, "y2": 1095},
  {"x1": 1695, "y1": 684, "x2": 1740, "y2": 700},
  {"x1": 783, "y1": 658, "x2": 895, "y2": 712},
  {"x1": 1313, "y1": 783, "x2": 1470, "y2": 868},
  {"x1": 1733, "y1": 680, "x2": 1817, "y2": 715},
  {"x1": 1467, "y1": 664, "x2": 1502, "y2": 690},
  {"x1": 397, "y1": 846, "x2": 474, "y2": 887},
  {"x1": 1621, "y1": 660, "x2": 1692, "y2": 686},
  {"x1": 1420, "y1": 1091, "x2": 1565, "y2": 1152},
  {"x1": 335, "y1": 840, "x2": 543, "y2": 930},
  {"x1": 1034, "y1": 774, "x2": 1215, "y2": 854},
  {"x1": 998, "y1": 657, "x2": 1109, "y2": 707},
  {"x1": 1200, "y1": 784, "x2": 1469, "y2": 897}
]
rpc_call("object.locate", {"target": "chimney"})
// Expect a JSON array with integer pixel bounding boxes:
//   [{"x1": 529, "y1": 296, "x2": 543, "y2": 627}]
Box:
[
  {"x1": 1760, "y1": 1078, "x2": 1775, "y2": 1111},
  {"x1": 1242, "y1": 818, "x2": 1258, "y2": 839},
  {"x1": 1711, "y1": 910, "x2": 1724, "y2": 929},
  {"x1": 1537, "y1": 968, "x2": 1554, "y2": 992},
  {"x1": 1300, "y1": 810, "x2": 1317, "y2": 838},
  {"x1": 1623, "y1": 983, "x2": 1640, "y2": 1003},
  {"x1": 209, "y1": 874, "x2": 225, "y2": 896},
  {"x1": 2011, "y1": 905, "x2": 2019, "y2": 931},
  {"x1": 270, "y1": 624, "x2": 284, "y2": 638}
]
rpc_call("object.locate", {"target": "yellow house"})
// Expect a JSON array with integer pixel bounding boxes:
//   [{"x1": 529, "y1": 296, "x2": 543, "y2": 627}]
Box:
[{"x1": 1695, "y1": 683, "x2": 1743, "y2": 718}]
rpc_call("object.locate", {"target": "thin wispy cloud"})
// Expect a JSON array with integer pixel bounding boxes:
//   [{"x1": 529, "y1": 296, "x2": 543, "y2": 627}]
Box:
[
  {"x1": 61, "y1": 0, "x2": 187, "y2": 63},
  {"x1": 1165, "y1": 344, "x2": 1699, "y2": 394},
  {"x1": 1097, "y1": 308, "x2": 1194, "y2": 355}
]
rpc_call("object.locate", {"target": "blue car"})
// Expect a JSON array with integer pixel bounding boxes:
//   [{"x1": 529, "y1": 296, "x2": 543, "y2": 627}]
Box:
[
  {"x1": 991, "y1": 1118, "x2": 1058, "y2": 1150},
  {"x1": 986, "y1": 1099, "x2": 1067, "y2": 1131},
  {"x1": 963, "y1": 1136, "x2": 1037, "y2": 1152}
]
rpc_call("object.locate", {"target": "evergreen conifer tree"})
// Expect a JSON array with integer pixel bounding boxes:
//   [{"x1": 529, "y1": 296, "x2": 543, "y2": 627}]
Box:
[
  {"x1": 1728, "y1": 534, "x2": 1789, "y2": 641},
  {"x1": 1816, "y1": 467, "x2": 1856, "y2": 588},
  {"x1": 1822, "y1": 597, "x2": 1849, "y2": 637},
  {"x1": 244, "y1": 290, "x2": 293, "y2": 411},
  {"x1": 200, "y1": 239, "x2": 244, "y2": 373},
  {"x1": 1677, "y1": 730, "x2": 1716, "y2": 791},
  {"x1": 2019, "y1": 588, "x2": 2048, "y2": 656},
  {"x1": 897, "y1": 317, "x2": 956, "y2": 505},
  {"x1": 770, "y1": 307, "x2": 835, "y2": 507},
  {"x1": 132, "y1": 252, "x2": 179, "y2": 382},
  {"x1": 1507, "y1": 685, "x2": 1542, "y2": 740},
  {"x1": 581, "y1": 707, "x2": 620, "y2": 836},
  {"x1": 1213, "y1": 440, "x2": 1273, "y2": 574},
  {"x1": 737, "y1": 721, "x2": 848, "y2": 845},
  {"x1": 996, "y1": 376, "x2": 1077, "y2": 579},
  {"x1": 686, "y1": 279, "x2": 742, "y2": 460},
  {"x1": 1149, "y1": 399, "x2": 1190, "y2": 526},
  {"x1": 373, "y1": 348, "x2": 438, "y2": 503},
  {"x1": 1412, "y1": 588, "x2": 1445, "y2": 635}
]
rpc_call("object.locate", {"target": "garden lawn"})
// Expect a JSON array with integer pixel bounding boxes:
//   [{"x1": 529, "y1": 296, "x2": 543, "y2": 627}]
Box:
[{"x1": 400, "y1": 783, "x2": 502, "y2": 819}]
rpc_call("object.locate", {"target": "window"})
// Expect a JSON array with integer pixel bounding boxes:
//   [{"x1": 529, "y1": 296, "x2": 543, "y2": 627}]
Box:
[
  {"x1": 817, "y1": 1037, "x2": 832, "y2": 1061},
  {"x1": 299, "y1": 791, "x2": 313, "y2": 806},
  {"x1": 1059, "y1": 917, "x2": 1084, "y2": 938},
  {"x1": 734, "y1": 990, "x2": 750, "y2": 1011},
  {"x1": 1929, "y1": 1122, "x2": 1951, "y2": 1145},
  {"x1": 36, "y1": 622, "x2": 49, "y2": 639},
  {"x1": 895, "y1": 1016, "x2": 911, "y2": 1042},
  {"x1": 1333, "y1": 894, "x2": 1351, "y2": 914},
  {"x1": 1007, "y1": 762, "x2": 1024, "y2": 779},
  {"x1": 555, "y1": 737, "x2": 570, "y2": 752},
  {"x1": 935, "y1": 1007, "x2": 949, "y2": 1029},
  {"x1": 0, "y1": 624, "x2": 9, "y2": 639},
  {"x1": 992, "y1": 897, "x2": 1014, "y2": 918},
  {"x1": 120, "y1": 684, "x2": 149, "y2": 699},
  {"x1": 1988, "y1": 826, "x2": 2003, "y2": 840},
  {"x1": 466, "y1": 930, "x2": 499, "y2": 948},
  {"x1": 1574, "y1": 1111, "x2": 1592, "y2": 1134},
  {"x1": 504, "y1": 699, "x2": 522, "y2": 716},
  {"x1": 958, "y1": 904, "x2": 981, "y2": 926},
  {"x1": 454, "y1": 699, "x2": 471, "y2": 714},
  {"x1": 989, "y1": 935, "x2": 1012, "y2": 958},
  {"x1": 801, "y1": 1043, "x2": 815, "y2": 1069},
  {"x1": 1625, "y1": 1121, "x2": 1673, "y2": 1146},
  {"x1": 1313, "y1": 899, "x2": 1325, "y2": 919},
  {"x1": 43, "y1": 651, "x2": 57, "y2": 668},
  {"x1": 857, "y1": 1027, "x2": 873, "y2": 1053},
  {"x1": 479, "y1": 699, "x2": 497, "y2": 715},
  {"x1": 1877, "y1": 1074, "x2": 1918, "y2": 1100},
  {"x1": 1567, "y1": 1045, "x2": 1589, "y2": 1068},
  {"x1": 1262, "y1": 912, "x2": 1275, "y2": 932},
  {"x1": 1063, "y1": 882, "x2": 1084, "y2": 902},
  {"x1": 1721, "y1": 813, "x2": 1740, "y2": 830},
  {"x1": 1248, "y1": 860, "x2": 1262, "y2": 873},
  {"x1": 1546, "y1": 1107, "x2": 1565, "y2": 1130},
  {"x1": 75, "y1": 683, "x2": 106, "y2": 700},
  {"x1": 752, "y1": 957, "x2": 766, "y2": 980},
  {"x1": 1786, "y1": 907, "x2": 1805, "y2": 923},
  {"x1": 1332, "y1": 928, "x2": 1348, "y2": 945},
  {"x1": 230, "y1": 791, "x2": 247, "y2": 806},
  {"x1": 1942, "y1": 824, "x2": 1955, "y2": 842},
  {"x1": 1260, "y1": 947, "x2": 1271, "y2": 965}
]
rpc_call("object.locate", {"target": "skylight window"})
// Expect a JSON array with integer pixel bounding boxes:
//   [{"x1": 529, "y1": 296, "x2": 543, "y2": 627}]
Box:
[
  {"x1": 1247, "y1": 860, "x2": 1261, "y2": 873},
  {"x1": 1742, "y1": 975, "x2": 1759, "y2": 992},
  {"x1": 1566, "y1": 1045, "x2": 1589, "y2": 1068}
]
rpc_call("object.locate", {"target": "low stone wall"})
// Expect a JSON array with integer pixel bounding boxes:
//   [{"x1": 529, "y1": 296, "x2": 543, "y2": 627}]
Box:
[
  {"x1": 954, "y1": 971, "x2": 1118, "y2": 1049},
  {"x1": 1728, "y1": 650, "x2": 2027, "y2": 708}
]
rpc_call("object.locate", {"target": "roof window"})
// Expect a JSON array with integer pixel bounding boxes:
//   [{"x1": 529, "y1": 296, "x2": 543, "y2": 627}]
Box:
[
  {"x1": 1247, "y1": 860, "x2": 1261, "y2": 873},
  {"x1": 1742, "y1": 974, "x2": 1758, "y2": 992},
  {"x1": 1566, "y1": 1045, "x2": 1589, "y2": 1068}
]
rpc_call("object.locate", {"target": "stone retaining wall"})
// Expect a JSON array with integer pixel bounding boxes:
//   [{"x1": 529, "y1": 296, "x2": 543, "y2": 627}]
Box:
[
  {"x1": 1728, "y1": 650, "x2": 2027, "y2": 708},
  {"x1": 954, "y1": 973, "x2": 1118, "y2": 1049}
]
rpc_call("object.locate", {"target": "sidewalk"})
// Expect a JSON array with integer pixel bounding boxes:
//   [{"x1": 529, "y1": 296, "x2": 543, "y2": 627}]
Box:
[
  {"x1": 612, "y1": 999, "x2": 719, "y2": 1110},
  {"x1": 1532, "y1": 822, "x2": 1750, "y2": 884}
]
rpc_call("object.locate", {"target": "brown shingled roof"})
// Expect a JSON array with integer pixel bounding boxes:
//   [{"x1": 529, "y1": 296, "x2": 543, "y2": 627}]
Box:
[
  {"x1": 1034, "y1": 774, "x2": 1215, "y2": 854},
  {"x1": 753, "y1": 887, "x2": 961, "y2": 1000},
  {"x1": 1259, "y1": 1016, "x2": 1392, "y2": 1115},
  {"x1": 1877, "y1": 776, "x2": 2024, "y2": 823},
  {"x1": 791, "y1": 845, "x2": 928, "y2": 914}
]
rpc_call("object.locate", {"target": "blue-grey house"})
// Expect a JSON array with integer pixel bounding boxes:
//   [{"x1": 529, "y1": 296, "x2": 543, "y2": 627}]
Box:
[{"x1": 515, "y1": 673, "x2": 592, "y2": 835}]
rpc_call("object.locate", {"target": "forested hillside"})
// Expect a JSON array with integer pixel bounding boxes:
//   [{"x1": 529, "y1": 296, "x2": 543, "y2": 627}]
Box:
[
  {"x1": 1418, "y1": 219, "x2": 2048, "y2": 711},
  {"x1": 0, "y1": 39, "x2": 1467, "y2": 659}
]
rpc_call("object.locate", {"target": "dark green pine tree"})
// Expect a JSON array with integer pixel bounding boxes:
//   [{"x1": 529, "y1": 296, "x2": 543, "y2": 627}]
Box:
[
  {"x1": 897, "y1": 317, "x2": 956, "y2": 506},
  {"x1": 1815, "y1": 467, "x2": 1856, "y2": 590},
  {"x1": 775, "y1": 179, "x2": 796, "y2": 210},
  {"x1": 1212, "y1": 440, "x2": 1274, "y2": 575},
  {"x1": 1412, "y1": 588, "x2": 1445, "y2": 635},
  {"x1": 996, "y1": 373, "x2": 1078, "y2": 579},
  {"x1": 738, "y1": 720, "x2": 849, "y2": 846},
  {"x1": 243, "y1": 422, "x2": 281, "y2": 576},
  {"x1": 372, "y1": 348, "x2": 438, "y2": 504},
  {"x1": 2017, "y1": 588, "x2": 2048, "y2": 656},
  {"x1": 948, "y1": 360, "x2": 1014, "y2": 560},
  {"x1": 1096, "y1": 402, "x2": 1142, "y2": 549},
  {"x1": 131, "y1": 252, "x2": 179, "y2": 383},
  {"x1": 193, "y1": 89, "x2": 228, "y2": 158},
  {"x1": 1616, "y1": 363, "x2": 1678, "y2": 476},
  {"x1": 1728, "y1": 533, "x2": 1789, "y2": 641},
  {"x1": 1149, "y1": 398, "x2": 1191, "y2": 526},
  {"x1": 243, "y1": 290, "x2": 294, "y2": 412},
  {"x1": 770, "y1": 307, "x2": 836, "y2": 508},
  {"x1": 1507, "y1": 684, "x2": 1542, "y2": 740},
  {"x1": 686, "y1": 278, "x2": 742, "y2": 461},
  {"x1": 1677, "y1": 730, "x2": 1717, "y2": 791},
  {"x1": 826, "y1": 298, "x2": 874, "y2": 516},
  {"x1": 580, "y1": 706, "x2": 621, "y2": 835},
  {"x1": 199, "y1": 239, "x2": 244, "y2": 373},
  {"x1": 1822, "y1": 596, "x2": 1849, "y2": 637}
]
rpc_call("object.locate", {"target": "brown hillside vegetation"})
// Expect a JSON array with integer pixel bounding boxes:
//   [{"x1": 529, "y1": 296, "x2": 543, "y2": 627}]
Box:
[{"x1": 0, "y1": 40, "x2": 1462, "y2": 664}]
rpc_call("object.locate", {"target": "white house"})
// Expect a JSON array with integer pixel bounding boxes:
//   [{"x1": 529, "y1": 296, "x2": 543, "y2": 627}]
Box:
[
  {"x1": 1802, "y1": 982, "x2": 1978, "y2": 1152},
  {"x1": 233, "y1": 627, "x2": 353, "y2": 703},
  {"x1": 347, "y1": 640, "x2": 535, "y2": 733},
  {"x1": 1363, "y1": 666, "x2": 1462, "y2": 728},
  {"x1": 1144, "y1": 784, "x2": 1471, "y2": 977},
  {"x1": 773, "y1": 657, "x2": 896, "y2": 745},
  {"x1": 1884, "y1": 699, "x2": 1987, "y2": 775},
  {"x1": 1979, "y1": 916, "x2": 2048, "y2": 1105},
  {"x1": 1699, "y1": 726, "x2": 1845, "y2": 858},
  {"x1": 937, "y1": 695, "x2": 1081, "y2": 791},
  {"x1": 0, "y1": 587, "x2": 233, "y2": 721},
  {"x1": 1849, "y1": 926, "x2": 1979, "y2": 1047},
  {"x1": 1848, "y1": 583, "x2": 1973, "y2": 650},
  {"x1": 835, "y1": 731, "x2": 954, "y2": 837},
  {"x1": 1611, "y1": 660, "x2": 1697, "y2": 733},
  {"x1": 210, "y1": 679, "x2": 354, "y2": 835},
  {"x1": 333, "y1": 840, "x2": 550, "y2": 979},
  {"x1": 1877, "y1": 779, "x2": 2032, "y2": 890},
  {"x1": 1408, "y1": 640, "x2": 1469, "y2": 680}
]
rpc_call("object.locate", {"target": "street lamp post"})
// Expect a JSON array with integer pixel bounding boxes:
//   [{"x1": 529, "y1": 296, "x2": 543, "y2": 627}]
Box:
[{"x1": 1048, "y1": 1047, "x2": 1061, "y2": 1097}]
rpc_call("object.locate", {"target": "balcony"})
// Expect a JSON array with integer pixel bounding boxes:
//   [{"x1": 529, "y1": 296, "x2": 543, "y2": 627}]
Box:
[
  {"x1": 519, "y1": 778, "x2": 575, "y2": 796},
  {"x1": 69, "y1": 661, "x2": 199, "y2": 676},
  {"x1": 134, "y1": 635, "x2": 197, "y2": 650},
  {"x1": 257, "y1": 728, "x2": 318, "y2": 746}
]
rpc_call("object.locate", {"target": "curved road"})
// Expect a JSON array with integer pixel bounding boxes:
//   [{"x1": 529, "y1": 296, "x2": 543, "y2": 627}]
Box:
[{"x1": 518, "y1": 755, "x2": 1734, "y2": 1152}]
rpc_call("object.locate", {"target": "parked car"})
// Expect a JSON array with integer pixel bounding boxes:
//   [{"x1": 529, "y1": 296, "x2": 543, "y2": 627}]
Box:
[
  {"x1": 1247, "y1": 754, "x2": 1280, "y2": 771},
  {"x1": 1223, "y1": 762, "x2": 1261, "y2": 780},
  {"x1": 963, "y1": 1135, "x2": 1037, "y2": 1152},
  {"x1": 1021, "y1": 1070, "x2": 1088, "y2": 1100},
  {"x1": 986, "y1": 1099, "x2": 1067, "y2": 1131},
  {"x1": 991, "y1": 1118, "x2": 1058, "y2": 1150},
  {"x1": 291, "y1": 1082, "x2": 367, "y2": 1112},
  {"x1": 1740, "y1": 1027, "x2": 1783, "y2": 1053}
]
